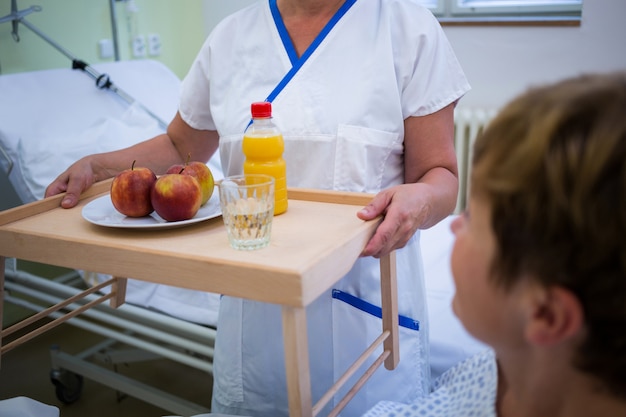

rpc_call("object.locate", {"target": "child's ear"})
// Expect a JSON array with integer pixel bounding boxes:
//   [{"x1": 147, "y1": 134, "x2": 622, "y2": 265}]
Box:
[{"x1": 525, "y1": 286, "x2": 584, "y2": 346}]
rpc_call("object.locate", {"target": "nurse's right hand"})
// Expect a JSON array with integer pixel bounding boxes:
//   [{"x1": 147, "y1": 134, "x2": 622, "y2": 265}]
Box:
[{"x1": 45, "y1": 155, "x2": 103, "y2": 209}]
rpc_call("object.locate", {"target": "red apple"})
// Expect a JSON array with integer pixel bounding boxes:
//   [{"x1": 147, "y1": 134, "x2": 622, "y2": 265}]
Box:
[
  {"x1": 151, "y1": 173, "x2": 203, "y2": 222},
  {"x1": 166, "y1": 160, "x2": 215, "y2": 206},
  {"x1": 110, "y1": 161, "x2": 157, "y2": 217}
]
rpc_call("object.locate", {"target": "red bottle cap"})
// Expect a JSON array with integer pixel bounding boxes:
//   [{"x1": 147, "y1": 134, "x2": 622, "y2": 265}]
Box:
[{"x1": 251, "y1": 102, "x2": 272, "y2": 118}]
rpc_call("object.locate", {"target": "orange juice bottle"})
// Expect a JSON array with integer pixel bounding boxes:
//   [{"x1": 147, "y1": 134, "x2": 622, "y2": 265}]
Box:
[{"x1": 242, "y1": 102, "x2": 288, "y2": 215}]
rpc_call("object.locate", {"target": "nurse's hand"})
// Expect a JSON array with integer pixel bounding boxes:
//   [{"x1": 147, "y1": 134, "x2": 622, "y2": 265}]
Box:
[
  {"x1": 45, "y1": 156, "x2": 101, "y2": 209},
  {"x1": 357, "y1": 183, "x2": 431, "y2": 258}
]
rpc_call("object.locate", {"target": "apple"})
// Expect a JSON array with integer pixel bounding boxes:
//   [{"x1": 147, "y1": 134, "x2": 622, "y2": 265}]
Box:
[
  {"x1": 166, "y1": 158, "x2": 215, "y2": 206},
  {"x1": 151, "y1": 173, "x2": 203, "y2": 222},
  {"x1": 110, "y1": 160, "x2": 157, "y2": 217}
]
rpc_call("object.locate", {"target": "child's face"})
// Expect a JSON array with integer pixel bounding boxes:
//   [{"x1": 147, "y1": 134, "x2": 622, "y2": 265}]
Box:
[{"x1": 449, "y1": 197, "x2": 526, "y2": 350}]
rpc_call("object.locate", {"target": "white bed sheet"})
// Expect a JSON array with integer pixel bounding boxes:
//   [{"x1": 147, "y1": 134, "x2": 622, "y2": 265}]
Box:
[
  {"x1": 0, "y1": 396, "x2": 59, "y2": 417},
  {"x1": 0, "y1": 60, "x2": 485, "y2": 378}
]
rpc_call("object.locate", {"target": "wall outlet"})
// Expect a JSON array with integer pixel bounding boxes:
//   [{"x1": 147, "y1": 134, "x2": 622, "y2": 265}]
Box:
[
  {"x1": 132, "y1": 35, "x2": 146, "y2": 58},
  {"x1": 147, "y1": 33, "x2": 161, "y2": 56}
]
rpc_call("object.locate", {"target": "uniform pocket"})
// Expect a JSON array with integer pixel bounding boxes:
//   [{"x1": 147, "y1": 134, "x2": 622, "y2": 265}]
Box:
[
  {"x1": 331, "y1": 290, "x2": 427, "y2": 416},
  {"x1": 283, "y1": 134, "x2": 336, "y2": 189},
  {"x1": 335, "y1": 124, "x2": 404, "y2": 192}
]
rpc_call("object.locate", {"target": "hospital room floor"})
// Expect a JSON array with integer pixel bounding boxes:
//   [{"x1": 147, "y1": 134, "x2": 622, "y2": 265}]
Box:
[{"x1": 0, "y1": 312, "x2": 214, "y2": 416}]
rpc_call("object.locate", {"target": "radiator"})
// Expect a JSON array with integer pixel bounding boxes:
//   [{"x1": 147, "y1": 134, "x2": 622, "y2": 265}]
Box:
[{"x1": 453, "y1": 107, "x2": 497, "y2": 213}]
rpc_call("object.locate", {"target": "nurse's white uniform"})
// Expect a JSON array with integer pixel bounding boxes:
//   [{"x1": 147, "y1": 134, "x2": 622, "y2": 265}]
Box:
[{"x1": 178, "y1": 0, "x2": 470, "y2": 415}]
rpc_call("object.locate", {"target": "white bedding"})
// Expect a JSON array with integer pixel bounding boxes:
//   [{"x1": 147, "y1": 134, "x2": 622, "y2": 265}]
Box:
[
  {"x1": 0, "y1": 59, "x2": 485, "y2": 379},
  {"x1": 0, "y1": 59, "x2": 212, "y2": 202}
]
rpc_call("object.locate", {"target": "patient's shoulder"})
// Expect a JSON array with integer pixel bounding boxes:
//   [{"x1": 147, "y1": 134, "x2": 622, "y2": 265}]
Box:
[
  {"x1": 434, "y1": 348, "x2": 497, "y2": 389},
  {"x1": 363, "y1": 349, "x2": 497, "y2": 417}
]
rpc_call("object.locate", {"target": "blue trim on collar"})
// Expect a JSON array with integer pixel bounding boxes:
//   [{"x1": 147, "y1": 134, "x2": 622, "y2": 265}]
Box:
[
  {"x1": 270, "y1": 0, "x2": 299, "y2": 65},
  {"x1": 264, "y1": 0, "x2": 357, "y2": 104}
]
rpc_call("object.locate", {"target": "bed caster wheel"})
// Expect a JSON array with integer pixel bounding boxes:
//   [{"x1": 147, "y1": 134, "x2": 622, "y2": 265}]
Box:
[{"x1": 50, "y1": 369, "x2": 84, "y2": 404}]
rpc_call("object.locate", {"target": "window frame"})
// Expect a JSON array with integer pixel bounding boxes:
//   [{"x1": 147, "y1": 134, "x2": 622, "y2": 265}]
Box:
[
  {"x1": 418, "y1": 0, "x2": 582, "y2": 24},
  {"x1": 450, "y1": 1, "x2": 582, "y2": 16}
]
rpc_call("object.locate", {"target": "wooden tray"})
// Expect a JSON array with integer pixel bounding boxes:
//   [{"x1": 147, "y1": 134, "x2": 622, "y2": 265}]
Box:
[{"x1": 1, "y1": 180, "x2": 379, "y2": 307}]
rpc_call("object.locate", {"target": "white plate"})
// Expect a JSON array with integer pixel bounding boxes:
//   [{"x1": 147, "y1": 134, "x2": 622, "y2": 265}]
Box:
[{"x1": 82, "y1": 193, "x2": 222, "y2": 229}]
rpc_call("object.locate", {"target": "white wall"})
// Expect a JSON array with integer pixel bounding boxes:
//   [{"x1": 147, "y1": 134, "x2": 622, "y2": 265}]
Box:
[
  {"x1": 445, "y1": 0, "x2": 626, "y2": 109},
  {"x1": 200, "y1": 0, "x2": 626, "y2": 110},
  {"x1": 201, "y1": 0, "x2": 256, "y2": 38}
]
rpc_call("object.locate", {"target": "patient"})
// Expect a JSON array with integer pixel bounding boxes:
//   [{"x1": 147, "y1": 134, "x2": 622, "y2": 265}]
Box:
[{"x1": 364, "y1": 71, "x2": 626, "y2": 416}]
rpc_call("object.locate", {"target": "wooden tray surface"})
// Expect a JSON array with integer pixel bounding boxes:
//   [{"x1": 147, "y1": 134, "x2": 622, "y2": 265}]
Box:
[{"x1": 0, "y1": 180, "x2": 379, "y2": 307}]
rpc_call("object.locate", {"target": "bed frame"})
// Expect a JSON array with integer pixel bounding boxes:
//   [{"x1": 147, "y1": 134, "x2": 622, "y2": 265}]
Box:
[{"x1": 4, "y1": 265, "x2": 214, "y2": 415}]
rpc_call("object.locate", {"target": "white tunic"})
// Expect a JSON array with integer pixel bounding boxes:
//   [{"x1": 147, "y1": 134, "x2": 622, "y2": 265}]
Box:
[{"x1": 179, "y1": 0, "x2": 470, "y2": 415}]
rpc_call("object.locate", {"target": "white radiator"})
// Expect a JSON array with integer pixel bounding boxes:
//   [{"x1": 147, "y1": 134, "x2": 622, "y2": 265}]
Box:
[{"x1": 453, "y1": 107, "x2": 497, "y2": 213}]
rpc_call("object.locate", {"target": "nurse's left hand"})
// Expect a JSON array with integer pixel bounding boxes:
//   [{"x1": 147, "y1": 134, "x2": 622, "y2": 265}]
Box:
[{"x1": 357, "y1": 183, "x2": 429, "y2": 258}]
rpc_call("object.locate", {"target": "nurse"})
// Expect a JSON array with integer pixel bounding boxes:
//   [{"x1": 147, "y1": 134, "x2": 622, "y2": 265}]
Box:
[{"x1": 45, "y1": 0, "x2": 469, "y2": 415}]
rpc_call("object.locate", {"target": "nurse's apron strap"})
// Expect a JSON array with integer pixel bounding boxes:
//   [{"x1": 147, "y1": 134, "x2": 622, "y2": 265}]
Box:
[{"x1": 265, "y1": 0, "x2": 358, "y2": 104}]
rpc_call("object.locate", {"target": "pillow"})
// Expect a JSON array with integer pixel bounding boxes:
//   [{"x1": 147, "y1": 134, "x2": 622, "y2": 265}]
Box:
[
  {"x1": 0, "y1": 59, "x2": 184, "y2": 203},
  {"x1": 0, "y1": 129, "x2": 33, "y2": 206},
  {"x1": 17, "y1": 102, "x2": 163, "y2": 201}
]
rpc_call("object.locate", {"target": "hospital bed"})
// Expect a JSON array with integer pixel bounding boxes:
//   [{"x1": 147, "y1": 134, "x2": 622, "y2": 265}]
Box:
[{"x1": 0, "y1": 58, "x2": 222, "y2": 415}]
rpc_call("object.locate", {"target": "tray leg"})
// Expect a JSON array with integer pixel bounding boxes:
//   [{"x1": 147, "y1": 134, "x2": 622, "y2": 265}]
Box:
[
  {"x1": 380, "y1": 251, "x2": 399, "y2": 370},
  {"x1": 110, "y1": 277, "x2": 127, "y2": 308},
  {"x1": 282, "y1": 306, "x2": 313, "y2": 417}
]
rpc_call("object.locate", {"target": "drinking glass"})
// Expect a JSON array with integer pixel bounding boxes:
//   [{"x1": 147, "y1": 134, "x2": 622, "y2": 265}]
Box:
[{"x1": 218, "y1": 174, "x2": 275, "y2": 250}]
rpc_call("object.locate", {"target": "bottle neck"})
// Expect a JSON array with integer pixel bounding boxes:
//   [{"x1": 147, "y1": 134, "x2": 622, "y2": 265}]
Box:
[
  {"x1": 244, "y1": 117, "x2": 280, "y2": 136},
  {"x1": 252, "y1": 116, "x2": 272, "y2": 124},
  {"x1": 247, "y1": 117, "x2": 277, "y2": 134}
]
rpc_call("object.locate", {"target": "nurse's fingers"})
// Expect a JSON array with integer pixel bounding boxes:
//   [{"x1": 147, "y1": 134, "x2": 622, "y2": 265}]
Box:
[
  {"x1": 45, "y1": 175, "x2": 80, "y2": 209},
  {"x1": 45, "y1": 166, "x2": 95, "y2": 209},
  {"x1": 357, "y1": 189, "x2": 392, "y2": 221},
  {"x1": 361, "y1": 211, "x2": 413, "y2": 258},
  {"x1": 44, "y1": 174, "x2": 69, "y2": 199},
  {"x1": 358, "y1": 188, "x2": 397, "y2": 257},
  {"x1": 360, "y1": 226, "x2": 390, "y2": 258},
  {"x1": 61, "y1": 172, "x2": 97, "y2": 208}
]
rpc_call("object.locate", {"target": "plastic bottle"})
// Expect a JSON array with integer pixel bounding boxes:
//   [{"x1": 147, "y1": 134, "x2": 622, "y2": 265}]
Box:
[{"x1": 242, "y1": 102, "x2": 288, "y2": 215}]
